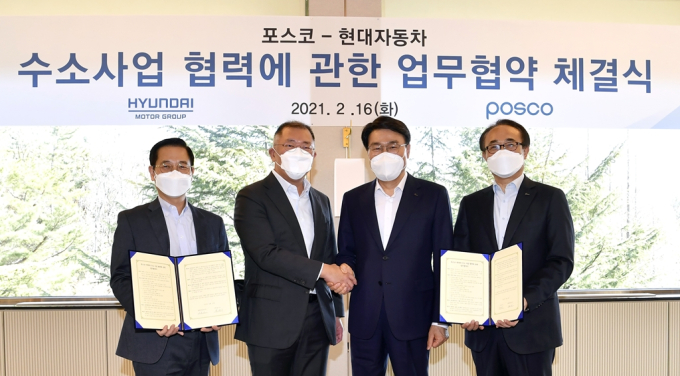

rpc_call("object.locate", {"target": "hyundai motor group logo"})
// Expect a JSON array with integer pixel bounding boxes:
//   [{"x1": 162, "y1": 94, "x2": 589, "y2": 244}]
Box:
[{"x1": 128, "y1": 98, "x2": 193, "y2": 120}]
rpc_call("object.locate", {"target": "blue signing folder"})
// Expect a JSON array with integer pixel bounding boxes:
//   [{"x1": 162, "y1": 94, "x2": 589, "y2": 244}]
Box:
[
  {"x1": 438, "y1": 243, "x2": 523, "y2": 325},
  {"x1": 130, "y1": 250, "x2": 239, "y2": 331}
]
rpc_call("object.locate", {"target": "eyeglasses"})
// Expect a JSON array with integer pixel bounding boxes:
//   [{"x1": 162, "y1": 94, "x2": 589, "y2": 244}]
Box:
[
  {"x1": 485, "y1": 142, "x2": 524, "y2": 155},
  {"x1": 369, "y1": 143, "x2": 407, "y2": 155},
  {"x1": 153, "y1": 162, "x2": 193, "y2": 174},
  {"x1": 273, "y1": 143, "x2": 315, "y2": 153}
]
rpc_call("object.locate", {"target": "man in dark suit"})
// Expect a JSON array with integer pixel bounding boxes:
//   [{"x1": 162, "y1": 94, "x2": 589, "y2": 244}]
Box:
[
  {"x1": 454, "y1": 119, "x2": 574, "y2": 376},
  {"x1": 233, "y1": 121, "x2": 355, "y2": 376},
  {"x1": 110, "y1": 138, "x2": 227, "y2": 376},
  {"x1": 335, "y1": 116, "x2": 454, "y2": 376}
]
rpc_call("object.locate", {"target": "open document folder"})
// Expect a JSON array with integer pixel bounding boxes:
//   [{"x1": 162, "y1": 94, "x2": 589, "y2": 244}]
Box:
[
  {"x1": 439, "y1": 244, "x2": 523, "y2": 326},
  {"x1": 129, "y1": 250, "x2": 239, "y2": 331}
]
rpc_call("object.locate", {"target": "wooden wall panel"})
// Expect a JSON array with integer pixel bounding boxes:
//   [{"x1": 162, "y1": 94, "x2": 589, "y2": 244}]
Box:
[
  {"x1": 553, "y1": 303, "x2": 576, "y2": 376},
  {"x1": 4, "y1": 310, "x2": 107, "y2": 376},
  {"x1": 577, "y1": 302, "x2": 668, "y2": 376},
  {"x1": 0, "y1": 312, "x2": 5, "y2": 376},
  {"x1": 670, "y1": 301, "x2": 680, "y2": 376}
]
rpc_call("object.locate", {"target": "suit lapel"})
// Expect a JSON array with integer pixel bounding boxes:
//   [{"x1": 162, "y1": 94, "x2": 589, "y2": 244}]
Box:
[
  {"x1": 309, "y1": 189, "x2": 326, "y2": 262},
  {"x1": 358, "y1": 180, "x2": 384, "y2": 251},
  {"x1": 148, "y1": 198, "x2": 171, "y2": 255},
  {"x1": 385, "y1": 175, "x2": 421, "y2": 251},
  {"x1": 189, "y1": 203, "x2": 209, "y2": 254},
  {"x1": 480, "y1": 187, "x2": 499, "y2": 250},
  {"x1": 502, "y1": 177, "x2": 538, "y2": 248},
  {"x1": 263, "y1": 172, "x2": 308, "y2": 257}
]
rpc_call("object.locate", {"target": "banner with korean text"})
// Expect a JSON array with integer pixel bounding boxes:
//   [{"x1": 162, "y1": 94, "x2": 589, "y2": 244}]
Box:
[{"x1": 1, "y1": 16, "x2": 679, "y2": 128}]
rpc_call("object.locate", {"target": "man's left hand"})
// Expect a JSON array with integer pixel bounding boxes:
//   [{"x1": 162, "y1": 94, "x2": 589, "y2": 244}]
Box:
[
  {"x1": 495, "y1": 319, "x2": 519, "y2": 328},
  {"x1": 426, "y1": 325, "x2": 449, "y2": 350},
  {"x1": 496, "y1": 298, "x2": 527, "y2": 328},
  {"x1": 200, "y1": 325, "x2": 221, "y2": 332},
  {"x1": 335, "y1": 317, "x2": 343, "y2": 344}
]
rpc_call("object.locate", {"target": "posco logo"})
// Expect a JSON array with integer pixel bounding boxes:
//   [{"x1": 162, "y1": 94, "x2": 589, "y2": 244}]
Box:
[{"x1": 486, "y1": 101, "x2": 553, "y2": 120}]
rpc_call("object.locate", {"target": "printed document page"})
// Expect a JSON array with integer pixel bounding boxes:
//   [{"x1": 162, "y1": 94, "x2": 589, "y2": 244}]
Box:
[
  {"x1": 440, "y1": 251, "x2": 489, "y2": 324},
  {"x1": 176, "y1": 252, "x2": 238, "y2": 329},
  {"x1": 130, "y1": 252, "x2": 181, "y2": 329},
  {"x1": 490, "y1": 244, "x2": 523, "y2": 323}
]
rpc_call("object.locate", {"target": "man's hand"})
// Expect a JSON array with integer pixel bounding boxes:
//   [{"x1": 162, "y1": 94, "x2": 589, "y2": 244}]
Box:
[
  {"x1": 495, "y1": 319, "x2": 519, "y2": 329},
  {"x1": 427, "y1": 325, "x2": 449, "y2": 350},
  {"x1": 495, "y1": 297, "x2": 527, "y2": 329},
  {"x1": 156, "y1": 324, "x2": 184, "y2": 337},
  {"x1": 322, "y1": 263, "x2": 357, "y2": 294},
  {"x1": 461, "y1": 321, "x2": 484, "y2": 331},
  {"x1": 200, "y1": 325, "x2": 221, "y2": 332},
  {"x1": 335, "y1": 317, "x2": 343, "y2": 344}
]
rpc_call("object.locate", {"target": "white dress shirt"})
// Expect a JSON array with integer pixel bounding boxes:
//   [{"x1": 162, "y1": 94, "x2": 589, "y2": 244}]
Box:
[
  {"x1": 158, "y1": 196, "x2": 198, "y2": 257},
  {"x1": 374, "y1": 173, "x2": 408, "y2": 249},
  {"x1": 492, "y1": 174, "x2": 525, "y2": 250},
  {"x1": 272, "y1": 171, "x2": 321, "y2": 292}
]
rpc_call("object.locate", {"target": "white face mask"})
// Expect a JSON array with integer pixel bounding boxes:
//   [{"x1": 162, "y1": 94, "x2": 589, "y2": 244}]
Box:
[
  {"x1": 154, "y1": 170, "x2": 192, "y2": 197},
  {"x1": 275, "y1": 147, "x2": 314, "y2": 180},
  {"x1": 486, "y1": 149, "x2": 525, "y2": 178},
  {"x1": 370, "y1": 151, "x2": 406, "y2": 182}
]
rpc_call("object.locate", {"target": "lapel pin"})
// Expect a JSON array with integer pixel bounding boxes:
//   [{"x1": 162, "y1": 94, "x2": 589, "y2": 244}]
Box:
[
  {"x1": 525, "y1": 193, "x2": 530, "y2": 196},
  {"x1": 414, "y1": 193, "x2": 419, "y2": 196}
]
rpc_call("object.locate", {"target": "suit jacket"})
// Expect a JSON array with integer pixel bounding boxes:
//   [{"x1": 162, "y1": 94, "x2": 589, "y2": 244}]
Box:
[
  {"x1": 336, "y1": 174, "x2": 454, "y2": 341},
  {"x1": 110, "y1": 198, "x2": 227, "y2": 364},
  {"x1": 453, "y1": 176, "x2": 574, "y2": 354},
  {"x1": 233, "y1": 172, "x2": 344, "y2": 349}
]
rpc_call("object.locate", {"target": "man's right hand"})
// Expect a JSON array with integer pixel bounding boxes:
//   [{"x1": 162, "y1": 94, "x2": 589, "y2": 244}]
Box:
[
  {"x1": 461, "y1": 321, "x2": 484, "y2": 331},
  {"x1": 321, "y1": 263, "x2": 357, "y2": 294},
  {"x1": 156, "y1": 324, "x2": 184, "y2": 337}
]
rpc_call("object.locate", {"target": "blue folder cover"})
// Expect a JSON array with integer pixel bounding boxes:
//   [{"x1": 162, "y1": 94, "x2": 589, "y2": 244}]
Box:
[
  {"x1": 439, "y1": 245, "x2": 523, "y2": 325},
  {"x1": 129, "y1": 250, "x2": 240, "y2": 331}
]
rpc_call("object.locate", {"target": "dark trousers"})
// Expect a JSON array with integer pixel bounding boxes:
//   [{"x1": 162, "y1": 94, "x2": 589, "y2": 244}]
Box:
[
  {"x1": 471, "y1": 328, "x2": 555, "y2": 376},
  {"x1": 132, "y1": 331, "x2": 210, "y2": 376},
  {"x1": 350, "y1": 300, "x2": 429, "y2": 376},
  {"x1": 247, "y1": 297, "x2": 330, "y2": 376}
]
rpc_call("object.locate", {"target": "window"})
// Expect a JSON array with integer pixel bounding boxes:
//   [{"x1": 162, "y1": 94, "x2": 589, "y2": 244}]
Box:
[
  {"x1": 407, "y1": 126, "x2": 680, "y2": 289},
  {"x1": 0, "y1": 124, "x2": 272, "y2": 296}
]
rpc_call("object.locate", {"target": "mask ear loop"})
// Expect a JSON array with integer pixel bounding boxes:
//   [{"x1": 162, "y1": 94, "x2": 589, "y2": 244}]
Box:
[{"x1": 271, "y1": 147, "x2": 284, "y2": 169}]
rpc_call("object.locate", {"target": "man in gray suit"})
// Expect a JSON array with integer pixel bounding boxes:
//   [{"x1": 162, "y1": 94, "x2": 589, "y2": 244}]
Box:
[
  {"x1": 110, "y1": 138, "x2": 227, "y2": 376},
  {"x1": 234, "y1": 121, "x2": 356, "y2": 376}
]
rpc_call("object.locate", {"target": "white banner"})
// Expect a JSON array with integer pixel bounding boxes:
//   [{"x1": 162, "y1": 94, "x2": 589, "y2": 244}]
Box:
[{"x1": 1, "y1": 16, "x2": 679, "y2": 128}]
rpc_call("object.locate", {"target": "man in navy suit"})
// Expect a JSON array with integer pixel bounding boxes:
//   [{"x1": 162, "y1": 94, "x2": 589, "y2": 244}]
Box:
[
  {"x1": 335, "y1": 116, "x2": 454, "y2": 376},
  {"x1": 454, "y1": 119, "x2": 574, "y2": 376},
  {"x1": 110, "y1": 138, "x2": 226, "y2": 376}
]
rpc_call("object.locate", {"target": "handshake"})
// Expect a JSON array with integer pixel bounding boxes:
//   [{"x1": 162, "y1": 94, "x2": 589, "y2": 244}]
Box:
[{"x1": 321, "y1": 263, "x2": 357, "y2": 295}]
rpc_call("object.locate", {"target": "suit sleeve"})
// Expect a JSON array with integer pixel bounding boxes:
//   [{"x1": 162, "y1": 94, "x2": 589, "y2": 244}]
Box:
[
  {"x1": 324, "y1": 195, "x2": 345, "y2": 318},
  {"x1": 234, "y1": 188, "x2": 323, "y2": 290},
  {"x1": 452, "y1": 197, "x2": 471, "y2": 253},
  {"x1": 335, "y1": 191, "x2": 357, "y2": 271},
  {"x1": 524, "y1": 189, "x2": 575, "y2": 311},
  {"x1": 217, "y1": 216, "x2": 228, "y2": 253},
  {"x1": 110, "y1": 211, "x2": 136, "y2": 316},
  {"x1": 433, "y1": 186, "x2": 455, "y2": 322}
]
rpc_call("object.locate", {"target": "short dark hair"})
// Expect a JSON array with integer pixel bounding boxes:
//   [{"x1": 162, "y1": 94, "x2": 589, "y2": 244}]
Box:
[
  {"x1": 478, "y1": 119, "x2": 531, "y2": 152},
  {"x1": 274, "y1": 121, "x2": 315, "y2": 141},
  {"x1": 149, "y1": 138, "x2": 195, "y2": 166},
  {"x1": 361, "y1": 116, "x2": 411, "y2": 149}
]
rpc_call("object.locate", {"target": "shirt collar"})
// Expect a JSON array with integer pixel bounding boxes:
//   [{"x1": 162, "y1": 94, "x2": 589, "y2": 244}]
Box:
[
  {"x1": 272, "y1": 170, "x2": 311, "y2": 197},
  {"x1": 493, "y1": 173, "x2": 525, "y2": 194},
  {"x1": 158, "y1": 196, "x2": 190, "y2": 217},
  {"x1": 375, "y1": 172, "x2": 408, "y2": 197}
]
